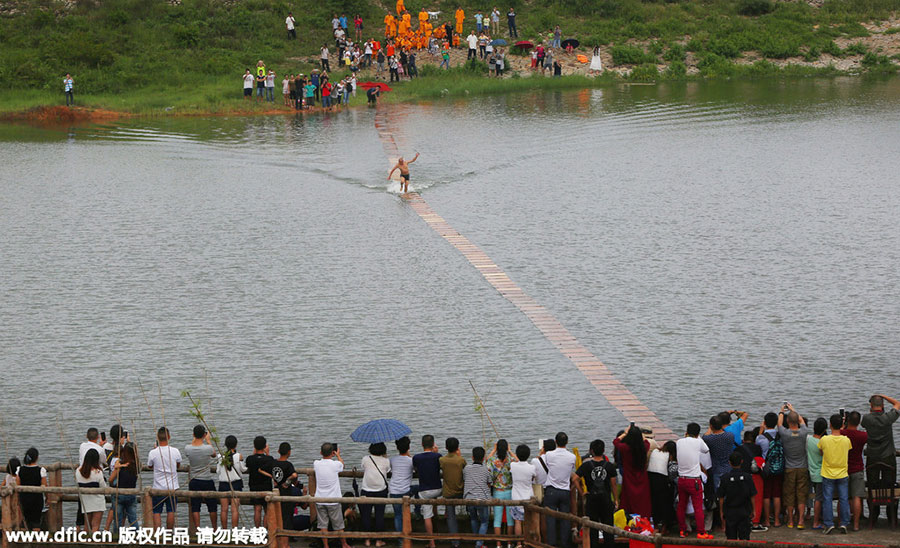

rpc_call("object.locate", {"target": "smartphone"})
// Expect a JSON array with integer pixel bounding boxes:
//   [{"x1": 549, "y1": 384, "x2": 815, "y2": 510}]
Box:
[
  {"x1": 538, "y1": 439, "x2": 544, "y2": 451},
  {"x1": 839, "y1": 408, "x2": 845, "y2": 418},
  {"x1": 783, "y1": 401, "x2": 789, "y2": 407},
  {"x1": 630, "y1": 421, "x2": 635, "y2": 428},
  {"x1": 333, "y1": 443, "x2": 338, "y2": 451},
  {"x1": 100, "y1": 432, "x2": 107, "y2": 442}
]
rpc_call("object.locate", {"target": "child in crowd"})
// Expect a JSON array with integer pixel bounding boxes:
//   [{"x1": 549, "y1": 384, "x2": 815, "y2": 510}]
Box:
[{"x1": 717, "y1": 452, "x2": 756, "y2": 540}]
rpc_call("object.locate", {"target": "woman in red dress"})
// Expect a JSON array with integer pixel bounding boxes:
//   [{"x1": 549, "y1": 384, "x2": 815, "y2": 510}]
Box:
[{"x1": 613, "y1": 425, "x2": 652, "y2": 517}]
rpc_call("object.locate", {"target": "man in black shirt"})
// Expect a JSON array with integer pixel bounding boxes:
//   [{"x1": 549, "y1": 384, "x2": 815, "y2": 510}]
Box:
[
  {"x1": 245, "y1": 436, "x2": 275, "y2": 528},
  {"x1": 573, "y1": 440, "x2": 617, "y2": 548},
  {"x1": 271, "y1": 442, "x2": 299, "y2": 548},
  {"x1": 716, "y1": 452, "x2": 756, "y2": 540}
]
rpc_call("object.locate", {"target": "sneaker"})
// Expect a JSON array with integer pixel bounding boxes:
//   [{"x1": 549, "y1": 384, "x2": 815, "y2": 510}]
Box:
[
  {"x1": 679, "y1": 531, "x2": 687, "y2": 538},
  {"x1": 697, "y1": 533, "x2": 714, "y2": 540},
  {"x1": 824, "y1": 526, "x2": 835, "y2": 535},
  {"x1": 751, "y1": 525, "x2": 768, "y2": 533},
  {"x1": 839, "y1": 526, "x2": 847, "y2": 534}
]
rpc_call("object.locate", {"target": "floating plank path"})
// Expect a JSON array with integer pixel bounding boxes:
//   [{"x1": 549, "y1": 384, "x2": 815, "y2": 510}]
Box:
[{"x1": 375, "y1": 112, "x2": 675, "y2": 441}]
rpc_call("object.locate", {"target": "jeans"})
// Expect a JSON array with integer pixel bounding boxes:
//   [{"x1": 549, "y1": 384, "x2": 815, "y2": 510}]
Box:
[
  {"x1": 821, "y1": 476, "x2": 850, "y2": 527},
  {"x1": 114, "y1": 494, "x2": 137, "y2": 530},
  {"x1": 323, "y1": 96, "x2": 332, "y2": 108},
  {"x1": 477, "y1": 23, "x2": 483, "y2": 32},
  {"x1": 65, "y1": 91, "x2": 74, "y2": 106},
  {"x1": 440, "y1": 58, "x2": 449, "y2": 69},
  {"x1": 390, "y1": 491, "x2": 410, "y2": 533},
  {"x1": 543, "y1": 486, "x2": 571, "y2": 548},
  {"x1": 360, "y1": 488, "x2": 388, "y2": 534},
  {"x1": 468, "y1": 48, "x2": 476, "y2": 59},
  {"x1": 265, "y1": 87, "x2": 274, "y2": 102},
  {"x1": 321, "y1": 59, "x2": 330, "y2": 72},
  {"x1": 468, "y1": 506, "x2": 490, "y2": 548},
  {"x1": 446, "y1": 504, "x2": 460, "y2": 547},
  {"x1": 508, "y1": 21, "x2": 517, "y2": 37},
  {"x1": 552, "y1": 38, "x2": 560, "y2": 48},
  {"x1": 676, "y1": 477, "x2": 706, "y2": 535}
]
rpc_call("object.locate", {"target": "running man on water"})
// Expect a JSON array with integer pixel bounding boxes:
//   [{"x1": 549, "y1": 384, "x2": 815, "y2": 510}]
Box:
[{"x1": 388, "y1": 152, "x2": 419, "y2": 193}]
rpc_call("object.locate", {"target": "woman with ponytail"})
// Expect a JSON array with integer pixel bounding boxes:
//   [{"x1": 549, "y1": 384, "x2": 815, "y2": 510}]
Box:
[
  {"x1": 216, "y1": 435, "x2": 246, "y2": 529},
  {"x1": 17, "y1": 448, "x2": 47, "y2": 530}
]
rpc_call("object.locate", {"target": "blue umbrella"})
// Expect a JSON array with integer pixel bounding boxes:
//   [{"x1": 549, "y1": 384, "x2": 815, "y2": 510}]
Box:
[
  {"x1": 351, "y1": 419, "x2": 412, "y2": 443},
  {"x1": 491, "y1": 39, "x2": 507, "y2": 46}
]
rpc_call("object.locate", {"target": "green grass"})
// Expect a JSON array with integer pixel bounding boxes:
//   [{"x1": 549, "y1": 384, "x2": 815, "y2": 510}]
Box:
[{"x1": 1, "y1": 0, "x2": 898, "y2": 115}]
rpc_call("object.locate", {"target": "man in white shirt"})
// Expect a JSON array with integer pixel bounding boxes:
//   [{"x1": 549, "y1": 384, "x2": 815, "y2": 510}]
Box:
[
  {"x1": 543, "y1": 432, "x2": 576, "y2": 548},
  {"x1": 675, "y1": 423, "x2": 712, "y2": 539},
  {"x1": 148, "y1": 427, "x2": 182, "y2": 530},
  {"x1": 79, "y1": 428, "x2": 105, "y2": 466},
  {"x1": 313, "y1": 443, "x2": 351, "y2": 548},
  {"x1": 285, "y1": 12, "x2": 296, "y2": 39},
  {"x1": 466, "y1": 31, "x2": 478, "y2": 59}
]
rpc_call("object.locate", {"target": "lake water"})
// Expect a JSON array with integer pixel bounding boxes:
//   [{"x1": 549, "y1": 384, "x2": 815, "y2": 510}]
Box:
[{"x1": 2, "y1": 77, "x2": 899, "y2": 475}]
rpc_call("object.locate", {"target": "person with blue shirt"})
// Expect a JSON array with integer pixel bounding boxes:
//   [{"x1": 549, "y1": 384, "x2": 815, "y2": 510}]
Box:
[
  {"x1": 474, "y1": 11, "x2": 484, "y2": 33},
  {"x1": 339, "y1": 14, "x2": 348, "y2": 31},
  {"x1": 721, "y1": 410, "x2": 749, "y2": 447},
  {"x1": 413, "y1": 435, "x2": 442, "y2": 548}
]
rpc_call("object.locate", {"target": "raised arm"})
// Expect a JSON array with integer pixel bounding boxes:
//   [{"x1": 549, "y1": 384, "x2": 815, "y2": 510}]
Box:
[
  {"x1": 879, "y1": 394, "x2": 900, "y2": 410},
  {"x1": 407, "y1": 152, "x2": 419, "y2": 164}
]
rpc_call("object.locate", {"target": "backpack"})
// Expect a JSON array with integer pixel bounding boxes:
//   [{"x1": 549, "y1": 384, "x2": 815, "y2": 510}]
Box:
[
  {"x1": 761, "y1": 432, "x2": 785, "y2": 477},
  {"x1": 586, "y1": 460, "x2": 611, "y2": 498}
]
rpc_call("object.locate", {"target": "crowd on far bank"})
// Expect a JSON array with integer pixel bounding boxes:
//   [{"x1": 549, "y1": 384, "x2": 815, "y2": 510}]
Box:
[{"x1": 4, "y1": 393, "x2": 897, "y2": 547}]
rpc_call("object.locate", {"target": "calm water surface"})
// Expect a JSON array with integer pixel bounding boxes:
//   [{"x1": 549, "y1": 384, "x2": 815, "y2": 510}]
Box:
[{"x1": 2, "y1": 78, "x2": 899, "y2": 475}]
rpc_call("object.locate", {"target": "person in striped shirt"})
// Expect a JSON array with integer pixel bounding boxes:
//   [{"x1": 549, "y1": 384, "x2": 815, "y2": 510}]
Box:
[{"x1": 464, "y1": 447, "x2": 492, "y2": 548}]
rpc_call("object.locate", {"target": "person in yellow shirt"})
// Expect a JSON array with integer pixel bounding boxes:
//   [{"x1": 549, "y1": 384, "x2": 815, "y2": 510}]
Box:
[
  {"x1": 455, "y1": 7, "x2": 464, "y2": 35},
  {"x1": 424, "y1": 21, "x2": 433, "y2": 37},
  {"x1": 817, "y1": 414, "x2": 851, "y2": 534},
  {"x1": 402, "y1": 11, "x2": 411, "y2": 27},
  {"x1": 398, "y1": 19, "x2": 408, "y2": 36},
  {"x1": 384, "y1": 14, "x2": 396, "y2": 37},
  {"x1": 396, "y1": 0, "x2": 405, "y2": 15},
  {"x1": 419, "y1": 10, "x2": 428, "y2": 28}
]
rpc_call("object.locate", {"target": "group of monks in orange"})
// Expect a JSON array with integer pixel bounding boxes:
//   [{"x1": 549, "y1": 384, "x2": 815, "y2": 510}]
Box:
[{"x1": 383, "y1": 0, "x2": 466, "y2": 50}]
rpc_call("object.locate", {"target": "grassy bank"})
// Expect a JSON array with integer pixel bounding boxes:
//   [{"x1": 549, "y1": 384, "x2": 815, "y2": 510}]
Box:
[{"x1": 1, "y1": 0, "x2": 899, "y2": 116}]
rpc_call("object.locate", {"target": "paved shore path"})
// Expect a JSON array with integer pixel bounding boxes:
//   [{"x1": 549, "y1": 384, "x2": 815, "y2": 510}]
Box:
[{"x1": 375, "y1": 110, "x2": 676, "y2": 441}]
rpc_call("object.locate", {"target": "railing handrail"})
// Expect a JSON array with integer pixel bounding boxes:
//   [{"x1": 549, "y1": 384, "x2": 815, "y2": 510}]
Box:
[{"x1": 43, "y1": 461, "x2": 368, "y2": 478}]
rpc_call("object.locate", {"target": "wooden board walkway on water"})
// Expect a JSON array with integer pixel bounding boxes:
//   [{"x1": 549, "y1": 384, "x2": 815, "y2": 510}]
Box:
[{"x1": 376, "y1": 113, "x2": 675, "y2": 440}]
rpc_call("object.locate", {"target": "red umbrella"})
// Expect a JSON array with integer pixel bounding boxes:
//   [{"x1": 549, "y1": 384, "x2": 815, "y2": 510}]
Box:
[
  {"x1": 359, "y1": 81, "x2": 393, "y2": 92},
  {"x1": 514, "y1": 40, "x2": 534, "y2": 49}
]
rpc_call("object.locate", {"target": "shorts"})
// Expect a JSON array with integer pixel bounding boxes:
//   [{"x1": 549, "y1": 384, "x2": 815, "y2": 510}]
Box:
[
  {"x1": 316, "y1": 503, "x2": 344, "y2": 530},
  {"x1": 417, "y1": 488, "x2": 442, "y2": 519},
  {"x1": 812, "y1": 481, "x2": 823, "y2": 503},
  {"x1": 848, "y1": 471, "x2": 866, "y2": 498},
  {"x1": 762, "y1": 475, "x2": 782, "y2": 499},
  {"x1": 250, "y1": 485, "x2": 269, "y2": 507},
  {"x1": 152, "y1": 495, "x2": 176, "y2": 514},
  {"x1": 244, "y1": 88, "x2": 253, "y2": 97},
  {"x1": 189, "y1": 479, "x2": 219, "y2": 513},
  {"x1": 219, "y1": 479, "x2": 244, "y2": 492},
  {"x1": 782, "y1": 469, "x2": 809, "y2": 507},
  {"x1": 400, "y1": 173, "x2": 410, "y2": 182},
  {"x1": 509, "y1": 506, "x2": 524, "y2": 521}
]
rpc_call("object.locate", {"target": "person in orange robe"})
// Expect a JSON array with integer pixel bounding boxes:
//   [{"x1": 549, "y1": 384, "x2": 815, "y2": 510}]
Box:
[
  {"x1": 396, "y1": 0, "x2": 405, "y2": 15},
  {"x1": 424, "y1": 21, "x2": 433, "y2": 37},
  {"x1": 454, "y1": 7, "x2": 464, "y2": 35},
  {"x1": 384, "y1": 14, "x2": 395, "y2": 37},
  {"x1": 418, "y1": 9, "x2": 428, "y2": 28},
  {"x1": 452, "y1": 33, "x2": 460, "y2": 47}
]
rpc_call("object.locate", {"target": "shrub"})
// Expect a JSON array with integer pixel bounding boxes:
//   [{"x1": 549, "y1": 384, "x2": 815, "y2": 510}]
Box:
[
  {"x1": 843, "y1": 41, "x2": 868, "y2": 55},
  {"x1": 628, "y1": 62, "x2": 659, "y2": 81},
  {"x1": 665, "y1": 60, "x2": 688, "y2": 77},
  {"x1": 803, "y1": 46, "x2": 821, "y2": 61},
  {"x1": 697, "y1": 52, "x2": 737, "y2": 76},
  {"x1": 686, "y1": 37, "x2": 704, "y2": 51},
  {"x1": 822, "y1": 41, "x2": 843, "y2": 56},
  {"x1": 707, "y1": 37, "x2": 741, "y2": 58},
  {"x1": 885, "y1": 27, "x2": 900, "y2": 35},
  {"x1": 759, "y1": 34, "x2": 801, "y2": 58},
  {"x1": 837, "y1": 22, "x2": 870, "y2": 37},
  {"x1": 648, "y1": 40, "x2": 664, "y2": 54},
  {"x1": 663, "y1": 43, "x2": 686, "y2": 62},
  {"x1": 737, "y1": 0, "x2": 774, "y2": 16},
  {"x1": 610, "y1": 44, "x2": 657, "y2": 64}
]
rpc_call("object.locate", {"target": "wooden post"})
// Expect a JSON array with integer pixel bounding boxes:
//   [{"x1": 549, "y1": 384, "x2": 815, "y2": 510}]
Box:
[
  {"x1": 308, "y1": 474, "x2": 318, "y2": 525},
  {"x1": 401, "y1": 496, "x2": 412, "y2": 548},
  {"x1": 2, "y1": 492, "x2": 13, "y2": 548},
  {"x1": 266, "y1": 495, "x2": 279, "y2": 548},
  {"x1": 47, "y1": 468, "x2": 63, "y2": 532},
  {"x1": 141, "y1": 488, "x2": 153, "y2": 528},
  {"x1": 581, "y1": 517, "x2": 591, "y2": 548},
  {"x1": 524, "y1": 504, "x2": 542, "y2": 545}
]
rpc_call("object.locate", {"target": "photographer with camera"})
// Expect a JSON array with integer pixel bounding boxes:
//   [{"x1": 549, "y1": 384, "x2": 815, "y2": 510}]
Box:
[{"x1": 776, "y1": 403, "x2": 808, "y2": 529}]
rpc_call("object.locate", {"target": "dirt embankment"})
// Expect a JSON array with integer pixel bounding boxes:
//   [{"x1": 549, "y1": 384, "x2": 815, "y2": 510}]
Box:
[{"x1": 0, "y1": 105, "x2": 128, "y2": 124}]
